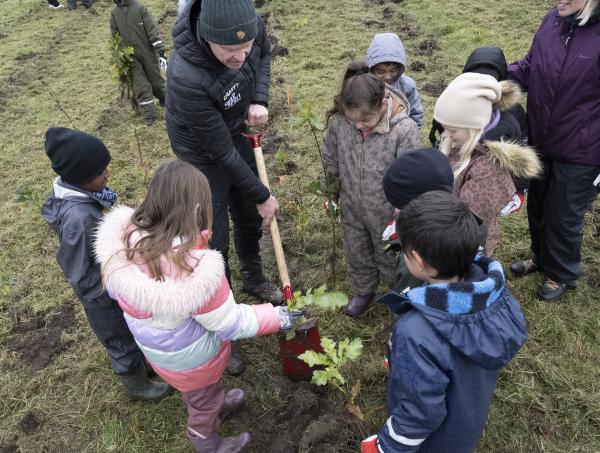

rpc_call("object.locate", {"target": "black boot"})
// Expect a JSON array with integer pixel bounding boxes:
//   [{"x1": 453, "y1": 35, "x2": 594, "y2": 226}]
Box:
[
  {"x1": 225, "y1": 342, "x2": 245, "y2": 376},
  {"x1": 119, "y1": 364, "x2": 170, "y2": 401},
  {"x1": 242, "y1": 280, "x2": 284, "y2": 305}
]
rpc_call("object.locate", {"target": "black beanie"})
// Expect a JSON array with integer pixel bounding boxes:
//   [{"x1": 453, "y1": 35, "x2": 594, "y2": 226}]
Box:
[
  {"x1": 197, "y1": 0, "x2": 257, "y2": 45},
  {"x1": 463, "y1": 47, "x2": 508, "y2": 81},
  {"x1": 44, "y1": 127, "x2": 111, "y2": 185},
  {"x1": 383, "y1": 148, "x2": 454, "y2": 209}
]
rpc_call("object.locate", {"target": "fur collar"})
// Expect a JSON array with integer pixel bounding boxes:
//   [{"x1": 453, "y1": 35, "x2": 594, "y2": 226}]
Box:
[
  {"x1": 495, "y1": 80, "x2": 521, "y2": 112},
  {"x1": 94, "y1": 205, "x2": 225, "y2": 317},
  {"x1": 481, "y1": 140, "x2": 542, "y2": 178}
]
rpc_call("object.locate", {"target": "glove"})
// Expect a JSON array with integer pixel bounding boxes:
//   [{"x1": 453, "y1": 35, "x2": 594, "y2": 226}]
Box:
[
  {"x1": 382, "y1": 219, "x2": 401, "y2": 253},
  {"x1": 361, "y1": 435, "x2": 380, "y2": 453},
  {"x1": 159, "y1": 50, "x2": 168, "y2": 71},
  {"x1": 594, "y1": 173, "x2": 600, "y2": 192},
  {"x1": 323, "y1": 199, "x2": 339, "y2": 219},
  {"x1": 275, "y1": 306, "x2": 304, "y2": 330},
  {"x1": 500, "y1": 192, "x2": 525, "y2": 216}
]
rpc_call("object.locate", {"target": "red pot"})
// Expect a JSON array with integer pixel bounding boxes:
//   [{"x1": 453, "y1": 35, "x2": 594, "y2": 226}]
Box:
[{"x1": 278, "y1": 317, "x2": 323, "y2": 381}]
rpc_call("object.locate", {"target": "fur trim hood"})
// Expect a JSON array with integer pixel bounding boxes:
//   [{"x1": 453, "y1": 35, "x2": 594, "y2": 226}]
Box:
[
  {"x1": 482, "y1": 140, "x2": 542, "y2": 179},
  {"x1": 495, "y1": 80, "x2": 521, "y2": 112},
  {"x1": 94, "y1": 205, "x2": 225, "y2": 317}
]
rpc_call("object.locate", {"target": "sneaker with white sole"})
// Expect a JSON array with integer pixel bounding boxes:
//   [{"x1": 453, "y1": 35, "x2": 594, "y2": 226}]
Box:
[{"x1": 500, "y1": 192, "x2": 525, "y2": 216}]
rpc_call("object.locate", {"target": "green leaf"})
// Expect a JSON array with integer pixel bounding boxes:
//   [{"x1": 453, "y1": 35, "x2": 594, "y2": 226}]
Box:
[
  {"x1": 320, "y1": 337, "x2": 337, "y2": 358},
  {"x1": 311, "y1": 370, "x2": 330, "y2": 386},
  {"x1": 298, "y1": 350, "x2": 330, "y2": 368},
  {"x1": 313, "y1": 291, "x2": 348, "y2": 311},
  {"x1": 345, "y1": 338, "x2": 363, "y2": 361}
]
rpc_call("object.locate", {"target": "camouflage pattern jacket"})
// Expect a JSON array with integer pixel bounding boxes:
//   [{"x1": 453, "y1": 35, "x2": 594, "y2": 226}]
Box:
[{"x1": 323, "y1": 87, "x2": 422, "y2": 227}]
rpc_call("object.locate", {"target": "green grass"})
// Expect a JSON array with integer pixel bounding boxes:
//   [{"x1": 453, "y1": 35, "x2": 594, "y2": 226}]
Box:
[{"x1": 1, "y1": 0, "x2": 599, "y2": 451}]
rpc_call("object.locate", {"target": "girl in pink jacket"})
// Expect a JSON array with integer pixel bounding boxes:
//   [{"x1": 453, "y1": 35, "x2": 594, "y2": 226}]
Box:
[{"x1": 95, "y1": 160, "x2": 298, "y2": 453}]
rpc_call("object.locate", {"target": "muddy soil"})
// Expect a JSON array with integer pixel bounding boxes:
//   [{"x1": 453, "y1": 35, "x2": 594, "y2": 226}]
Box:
[
  {"x1": 262, "y1": 133, "x2": 289, "y2": 154},
  {"x1": 423, "y1": 80, "x2": 446, "y2": 97},
  {"x1": 272, "y1": 46, "x2": 289, "y2": 59},
  {"x1": 7, "y1": 302, "x2": 77, "y2": 373},
  {"x1": 19, "y1": 412, "x2": 42, "y2": 435},
  {"x1": 235, "y1": 376, "x2": 345, "y2": 452},
  {"x1": 0, "y1": 441, "x2": 18, "y2": 453}
]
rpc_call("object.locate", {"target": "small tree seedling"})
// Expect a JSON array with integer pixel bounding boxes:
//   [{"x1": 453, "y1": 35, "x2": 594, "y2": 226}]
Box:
[{"x1": 109, "y1": 33, "x2": 136, "y2": 110}]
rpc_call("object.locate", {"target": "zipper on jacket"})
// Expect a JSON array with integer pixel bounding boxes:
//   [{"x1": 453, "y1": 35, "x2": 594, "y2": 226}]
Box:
[{"x1": 359, "y1": 141, "x2": 364, "y2": 203}]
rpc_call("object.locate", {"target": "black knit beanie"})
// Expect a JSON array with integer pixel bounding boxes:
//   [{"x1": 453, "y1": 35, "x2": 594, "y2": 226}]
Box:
[
  {"x1": 383, "y1": 148, "x2": 454, "y2": 209},
  {"x1": 463, "y1": 47, "x2": 508, "y2": 81},
  {"x1": 44, "y1": 127, "x2": 111, "y2": 185},
  {"x1": 197, "y1": 0, "x2": 257, "y2": 45}
]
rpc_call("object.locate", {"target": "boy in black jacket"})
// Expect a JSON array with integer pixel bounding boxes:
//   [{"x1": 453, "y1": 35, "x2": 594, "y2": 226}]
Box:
[{"x1": 42, "y1": 127, "x2": 168, "y2": 401}]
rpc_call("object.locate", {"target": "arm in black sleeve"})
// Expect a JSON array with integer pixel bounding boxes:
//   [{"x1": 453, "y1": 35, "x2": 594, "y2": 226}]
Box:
[
  {"x1": 252, "y1": 17, "x2": 270, "y2": 106},
  {"x1": 170, "y1": 78, "x2": 270, "y2": 203}
]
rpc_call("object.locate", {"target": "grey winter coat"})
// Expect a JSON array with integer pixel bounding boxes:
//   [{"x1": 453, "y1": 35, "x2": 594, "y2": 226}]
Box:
[
  {"x1": 366, "y1": 33, "x2": 424, "y2": 128},
  {"x1": 42, "y1": 178, "x2": 113, "y2": 309},
  {"x1": 323, "y1": 88, "x2": 421, "y2": 294}
]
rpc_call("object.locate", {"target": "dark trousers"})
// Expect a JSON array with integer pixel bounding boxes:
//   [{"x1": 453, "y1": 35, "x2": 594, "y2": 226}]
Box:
[
  {"x1": 192, "y1": 138, "x2": 266, "y2": 287},
  {"x1": 528, "y1": 158, "x2": 599, "y2": 284},
  {"x1": 83, "y1": 298, "x2": 144, "y2": 376}
]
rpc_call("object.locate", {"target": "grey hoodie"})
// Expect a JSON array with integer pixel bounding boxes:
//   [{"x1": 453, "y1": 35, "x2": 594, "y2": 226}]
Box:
[
  {"x1": 42, "y1": 178, "x2": 113, "y2": 308},
  {"x1": 367, "y1": 33, "x2": 424, "y2": 128}
]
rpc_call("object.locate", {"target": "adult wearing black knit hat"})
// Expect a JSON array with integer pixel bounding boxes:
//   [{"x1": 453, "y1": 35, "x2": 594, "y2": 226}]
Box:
[{"x1": 165, "y1": 0, "x2": 279, "y2": 421}]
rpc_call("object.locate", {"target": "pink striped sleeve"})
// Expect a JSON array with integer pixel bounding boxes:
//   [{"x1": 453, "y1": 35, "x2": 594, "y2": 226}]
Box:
[
  {"x1": 192, "y1": 275, "x2": 230, "y2": 315},
  {"x1": 253, "y1": 304, "x2": 280, "y2": 336}
]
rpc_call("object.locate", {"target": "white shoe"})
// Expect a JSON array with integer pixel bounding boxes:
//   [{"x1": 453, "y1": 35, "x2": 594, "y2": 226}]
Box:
[{"x1": 48, "y1": 3, "x2": 64, "y2": 8}]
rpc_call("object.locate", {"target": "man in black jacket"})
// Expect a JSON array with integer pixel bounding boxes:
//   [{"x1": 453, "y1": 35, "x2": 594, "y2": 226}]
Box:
[{"x1": 166, "y1": 0, "x2": 281, "y2": 374}]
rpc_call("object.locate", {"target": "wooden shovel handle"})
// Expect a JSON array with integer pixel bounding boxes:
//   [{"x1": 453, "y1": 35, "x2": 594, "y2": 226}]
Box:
[{"x1": 253, "y1": 144, "x2": 292, "y2": 290}]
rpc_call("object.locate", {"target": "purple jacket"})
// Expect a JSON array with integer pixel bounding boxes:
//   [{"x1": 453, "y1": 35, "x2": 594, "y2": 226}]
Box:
[{"x1": 509, "y1": 8, "x2": 600, "y2": 166}]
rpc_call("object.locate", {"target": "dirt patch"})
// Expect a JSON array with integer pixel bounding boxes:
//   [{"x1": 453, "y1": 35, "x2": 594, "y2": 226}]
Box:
[
  {"x1": 417, "y1": 38, "x2": 440, "y2": 56},
  {"x1": 382, "y1": 6, "x2": 394, "y2": 19},
  {"x1": 8, "y1": 302, "x2": 77, "y2": 373},
  {"x1": 275, "y1": 77, "x2": 285, "y2": 86},
  {"x1": 19, "y1": 412, "x2": 43, "y2": 435},
  {"x1": 255, "y1": 0, "x2": 266, "y2": 8},
  {"x1": 362, "y1": 20, "x2": 385, "y2": 28},
  {"x1": 423, "y1": 81, "x2": 446, "y2": 97},
  {"x1": 338, "y1": 50, "x2": 356, "y2": 61},
  {"x1": 15, "y1": 53, "x2": 37, "y2": 62},
  {"x1": 0, "y1": 441, "x2": 18, "y2": 453},
  {"x1": 272, "y1": 46, "x2": 289, "y2": 59},
  {"x1": 284, "y1": 161, "x2": 298, "y2": 175},
  {"x1": 157, "y1": 9, "x2": 176, "y2": 24},
  {"x1": 299, "y1": 414, "x2": 341, "y2": 450},
  {"x1": 410, "y1": 61, "x2": 426, "y2": 72},
  {"x1": 0, "y1": 33, "x2": 8, "y2": 40},
  {"x1": 269, "y1": 34, "x2": 279, "y2": 46},
  {"x1": 262, "y1": 133, "x2": 289, "y2": 154}
]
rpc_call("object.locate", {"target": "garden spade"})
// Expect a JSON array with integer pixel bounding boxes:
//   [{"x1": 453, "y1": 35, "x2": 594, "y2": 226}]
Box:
[{"x1": 243, "y1": 130, "x2": 324, "y2": 381}]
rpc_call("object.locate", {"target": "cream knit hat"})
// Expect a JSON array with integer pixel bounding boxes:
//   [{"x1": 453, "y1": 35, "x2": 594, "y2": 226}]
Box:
[{"x1": 433, "y1": 72, "x2": 502, "y2": 129}]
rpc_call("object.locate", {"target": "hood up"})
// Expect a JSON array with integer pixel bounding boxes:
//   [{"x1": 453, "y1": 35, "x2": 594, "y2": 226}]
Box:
[
  {"x1": 366, "y1": 33, "x2": 407, "y2": 71},
  {"x1": 379, "y1": 256, "x2": 528, "y2": 370}
]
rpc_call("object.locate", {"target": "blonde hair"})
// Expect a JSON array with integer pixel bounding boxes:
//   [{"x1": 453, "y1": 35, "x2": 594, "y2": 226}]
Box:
[
  {"x1": 439, "y1": 128, "x2": 484, "y2": 178},
  {"x1": 577, "y1": 0, "x2": 599, "y2": 25}
]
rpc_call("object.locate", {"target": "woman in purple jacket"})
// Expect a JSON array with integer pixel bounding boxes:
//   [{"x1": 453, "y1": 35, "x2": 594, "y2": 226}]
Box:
[{"x1": 508, "y1": 0, "x2": 600, "y2": 301}]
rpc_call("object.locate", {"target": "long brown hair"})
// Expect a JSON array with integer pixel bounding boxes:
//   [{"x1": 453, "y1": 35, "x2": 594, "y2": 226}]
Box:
[
  {"x1": 123, "y1": 160, "x2": 213, "y2": 281},
  {"x1": 327, "y1": 59, "x2": 386, "y2": 122}
]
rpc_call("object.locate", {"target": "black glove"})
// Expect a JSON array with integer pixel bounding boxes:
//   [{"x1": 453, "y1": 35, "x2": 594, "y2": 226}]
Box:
[{"x1": 429, "y1": 119, "x2": 444, "y2": 147}]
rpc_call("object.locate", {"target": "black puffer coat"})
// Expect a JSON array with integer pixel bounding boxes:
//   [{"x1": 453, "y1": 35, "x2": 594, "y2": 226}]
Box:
[{"x1": 166, "y1": 0, "x2": 271, "y2": 203}]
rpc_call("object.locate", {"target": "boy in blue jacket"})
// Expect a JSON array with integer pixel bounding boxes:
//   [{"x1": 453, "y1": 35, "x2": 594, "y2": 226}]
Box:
[
  {"x1": 361, "y1": 191, "x2": 527, "y2": 453},
  {"x1": 366, "y1": 33, "x2": 424, "y2": 128},
  {"x1": 42, "y1": 127, "x2": 169, "y2": 401}
]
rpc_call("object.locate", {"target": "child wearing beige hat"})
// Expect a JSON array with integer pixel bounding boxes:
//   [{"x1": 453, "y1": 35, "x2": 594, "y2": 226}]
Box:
[{"x1": 434, "y1": 72, "x2": 541, "y2": 255}]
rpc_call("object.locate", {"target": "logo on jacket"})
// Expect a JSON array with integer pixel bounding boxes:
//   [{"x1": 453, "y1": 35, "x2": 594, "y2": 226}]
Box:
[{"x1": 224, "y1": 82, "x2": 242, "y2": 110}]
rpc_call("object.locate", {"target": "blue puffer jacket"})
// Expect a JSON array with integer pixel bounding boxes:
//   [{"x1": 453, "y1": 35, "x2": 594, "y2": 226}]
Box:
[
  {"x1": 366, "y1": 33, "x2": 424, "y2": 128},
  {"x1": 376, "y1": 257, "x2": 527, "y2": 452}
]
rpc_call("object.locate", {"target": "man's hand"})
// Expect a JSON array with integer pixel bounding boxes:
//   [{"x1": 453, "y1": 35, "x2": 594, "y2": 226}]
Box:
[
  {"x1": 247, "y1": 104, "x2": 269, "y2": 127},
  {"x1": 257, "y1": 195, "x2": 279, "y2": 225}
]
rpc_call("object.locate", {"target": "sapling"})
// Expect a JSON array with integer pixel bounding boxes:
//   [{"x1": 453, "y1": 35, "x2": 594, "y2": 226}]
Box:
[
  {"x1": 299, "y1": 336, "x2": 365, "y2": 420},
  {"x1": 293, "y1": 101, "x2": 341, "y2": 288},
  {"x1": 284, "y1": 285, "x2": 347, "y2": 340},
  {"x1": 109, "y1": 33, "x2": 136, "y2": 110}
]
